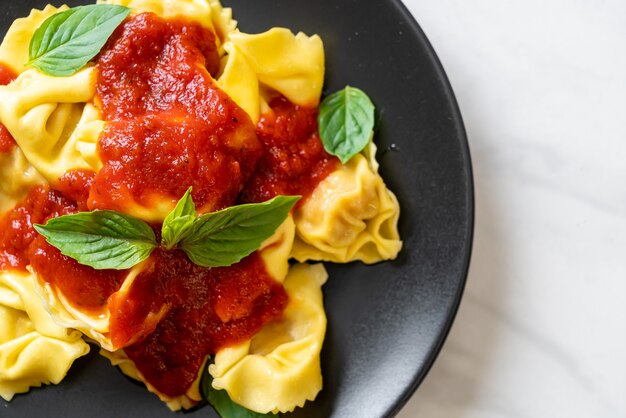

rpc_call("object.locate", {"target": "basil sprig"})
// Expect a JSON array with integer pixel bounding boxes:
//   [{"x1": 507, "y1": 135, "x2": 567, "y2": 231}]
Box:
[
  {"x1": 200, "y1": 363, "x2": 276, "y2": 418},
  {"x1": 34, "y1": 190, "x2": 299, "y2": 270},
  {"x1": 317, "y1": 86, "x2": 375, "y2": 164},
  {"x1": 27, "y1": 4, "x2": 131, "y2": 77}
]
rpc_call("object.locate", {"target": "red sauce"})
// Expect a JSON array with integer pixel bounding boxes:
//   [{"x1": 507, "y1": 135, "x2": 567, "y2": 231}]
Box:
[
  {"x1": 115, "y1": 250, "x2": 287, "y2": 396},
  {"x1": 0, "y1": 173, "x2": 125, "y2": 312},
  {"x1": 89, "y1": 13, "x2": 286, "y2": 396},
  {"x1": 0, "y1": 62, "x2": 16, "y2": 85},
  {"x1": 0, "y1": 186, "x2": 77, "y2": 271},
  {"x1": 0, "y1": 125, "x2": 15, "y2": 153},
  {"x1": 29, "y1": 235, "x2": 127, "y2": 312},
  {"x1": 91, "y1": 13, "x2": 261, "y2": 214},
  {"x1": 240, "y1": 97, "x2": 339, "y2": 206},
  {"x1": 0, "y1": 62, "x2": 17, "y2": 153},
  {"x1": 55, "y1": 170, "x2": 96, "y2": 212}
]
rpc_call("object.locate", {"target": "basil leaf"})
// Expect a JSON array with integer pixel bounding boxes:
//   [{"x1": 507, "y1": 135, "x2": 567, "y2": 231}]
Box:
[
  {"x1": 200, "y1": 364, "x2": 275, "y2": 418},
  {"x1": 179, "y1": 195, "x2": 300, "y2": 268},
  {"x1": 28, "y1": 4, "x2": 131, "y2": 77},
  {"x1": 34, "y1": 211, "x2": 157, "y2": 270},
  {"x1": 161, "y1": 187, "x2": 196, "y2": 250},
  {"x1": 318, "y1": 86, "x2": 375, "y2": 164}
]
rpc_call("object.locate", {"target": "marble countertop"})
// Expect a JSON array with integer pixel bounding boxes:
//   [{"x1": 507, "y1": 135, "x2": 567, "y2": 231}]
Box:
[{"x1": 396, "y1": 1, "x2": 626, "y2": 417}]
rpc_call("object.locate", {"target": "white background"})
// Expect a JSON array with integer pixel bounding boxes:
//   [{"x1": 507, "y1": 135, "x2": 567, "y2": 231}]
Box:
[{"x1": 396, "y1": 1, "x2": 626, "y2": 417}]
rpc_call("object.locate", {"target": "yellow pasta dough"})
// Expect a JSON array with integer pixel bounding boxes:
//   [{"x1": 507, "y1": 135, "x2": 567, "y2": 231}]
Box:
[
  {"x1": 259, "y1": 215, "x2": 296, "y2": 283},
  {"x1": 209, "y1": 263, "x2": 327, "y2": 414},
  {"x1": 218, "y1": 28, "x2": 324, "y2": 122},
  {"x1": 0, "y1": 67, "x2": 102, "y2": 182},
  {"x1": 0, "y1": 270, "x2": 89, "y2": 401},
  {"x1": 217, "y1": 42, "x2": 261, "y2": 122},
  {"x1": 292, "y1": 144, "x2": 402, "y2": 264}
]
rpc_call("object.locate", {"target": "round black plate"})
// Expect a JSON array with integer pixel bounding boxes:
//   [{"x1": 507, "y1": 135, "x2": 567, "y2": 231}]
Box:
[{"x1": 1, "y1": 1, "x2": 473, "y2": 417}]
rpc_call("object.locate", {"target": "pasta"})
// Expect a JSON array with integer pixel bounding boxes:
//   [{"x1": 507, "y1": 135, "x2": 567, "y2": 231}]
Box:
[
  {"x1": 292, "y1": 143, "x2": 402, "y2": 264},
  {"x1": 0, "y1": 67, "x2": 102, "y2": 182},
  {"x1": 0, "y1": 0, "x2": 402, "y2": 415},
  {"x1": 210, "y1": 263, "x2": 328, "y2": 414},
  {"x1": 0, "y1": 270, "x2": 89, "y2": 400},
  {"x1": 218, "y1": 29, "x2": 325, "y2": 122}
]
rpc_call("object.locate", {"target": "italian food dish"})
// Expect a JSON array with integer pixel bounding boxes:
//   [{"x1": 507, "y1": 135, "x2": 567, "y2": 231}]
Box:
[{"x1": 0, "y1": 0, "x2": 402, "y2": 416}]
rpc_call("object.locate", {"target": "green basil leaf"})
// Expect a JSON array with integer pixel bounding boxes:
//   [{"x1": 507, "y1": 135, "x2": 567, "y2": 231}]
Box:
[
  {"x1": 28, "y1": 4, "x2": 131, "y2": 77},
  {"x1": 161, "y1": 187, "x2": 196, "y2": 250},
  {"x1": 34, "y1": 210, "x2": 157, "y2": 270},
  {"x1": 179, "y1": 195, "x2": 300, "y2": 268},
  {"x1": 318, "y1": 86, "x2": 375, "y2": 164},
  {"x1": 200, "y1": 363, "x2": 275, "y2": 418}
]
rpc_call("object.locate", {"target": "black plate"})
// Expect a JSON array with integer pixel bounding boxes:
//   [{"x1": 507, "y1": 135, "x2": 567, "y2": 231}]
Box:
[{"x1": 1, "y1": 1, "x2": 473, "y2": 417}]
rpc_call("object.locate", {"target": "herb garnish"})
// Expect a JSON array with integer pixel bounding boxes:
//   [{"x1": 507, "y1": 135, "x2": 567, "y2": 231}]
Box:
[
  {"x1": 34, "y1": 189, "x2": 299, "y2": 270},
  {"x1": 317, "y1": 86, "x2": 375, "y2": 163},
  {"x1": 27, "y1": 4, "x2": 131, "y2": 77}
]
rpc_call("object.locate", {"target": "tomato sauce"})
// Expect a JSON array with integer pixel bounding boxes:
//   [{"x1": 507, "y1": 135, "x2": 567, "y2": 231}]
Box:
[
  {"x1": 0, "y1": 62, "x2": 16, "y2": 85},
  {"x1": 240, "y1": 97, "x2": 339, "y2": 206},
  {"x1": 28, "y1": 171, "x2": 126, "y2": 313},
  {"x1": 0, "y1": 172, "x2": 125, "y2": 312},
  {"x1": 0, "y1": 125, "x2": 15, "y2": 153},
  {"x1": 91, "y1": 13, "x2": 261, "y2": 214},
  {"x1": 116, "y1": 250, "x2": 287, "y2": 396},
  {"x1": 0, "y1": 185, "x2": 76, "y2": 271},
  {"x1": 89, "y1": 13, "x2": 287, "y2": 396},
  {"x1": 0, "y1": 62, "x2": 17, "y2": 153},
  {"x1": 29, "y1": 235, "x2": 127, "y2": 313}
]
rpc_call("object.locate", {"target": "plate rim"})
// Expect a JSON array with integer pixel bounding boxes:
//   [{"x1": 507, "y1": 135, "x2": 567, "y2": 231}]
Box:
[{"x1": 383, "y1": 0, "x2": 474, "y2": 416}]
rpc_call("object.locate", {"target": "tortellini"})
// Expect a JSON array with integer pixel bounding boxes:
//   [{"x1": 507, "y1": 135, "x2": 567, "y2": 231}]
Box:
[
  {"x1": 218, "y1": 28, "x2": 324, "y2": 122},
  {"x1": 0, "y1": 270, "x2": 89, "y2": 401},
  {"x1": 0, "y1": 67, "x2": 103, "y2": 182},
  {"x1": 209, "y1": 263, "x2": 328, "y2": 414},
  {"x1": 292, "y1": 144, "x2": 402, "y2": 264}
]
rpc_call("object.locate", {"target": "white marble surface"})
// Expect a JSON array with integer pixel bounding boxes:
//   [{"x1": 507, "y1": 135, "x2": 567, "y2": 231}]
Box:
[{"x1": 396, "y1": 1, "x2": 626, "y2": 417}]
